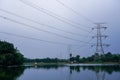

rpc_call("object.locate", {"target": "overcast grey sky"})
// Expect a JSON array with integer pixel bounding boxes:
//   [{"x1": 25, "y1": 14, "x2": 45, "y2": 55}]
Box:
[{"x1": 0, "y1": 0, "x2": 120, "y2": 58}]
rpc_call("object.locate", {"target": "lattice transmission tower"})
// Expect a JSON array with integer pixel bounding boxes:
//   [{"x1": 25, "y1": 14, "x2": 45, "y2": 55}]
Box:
[{"x1": 92, "y1": 23, "x2": 109, "y2": 54}]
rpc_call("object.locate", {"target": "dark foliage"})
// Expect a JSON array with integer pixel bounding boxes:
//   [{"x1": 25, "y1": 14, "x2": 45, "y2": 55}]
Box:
[
  {"x1": 69, "y1": 52, "x2": 120, "y2": 63},
  {"x1": 0, "y1": 41, "x2": 24, "y2": 66},
  {"x1": 24, "y1": 57, "x2": 68, "y2": 63}
]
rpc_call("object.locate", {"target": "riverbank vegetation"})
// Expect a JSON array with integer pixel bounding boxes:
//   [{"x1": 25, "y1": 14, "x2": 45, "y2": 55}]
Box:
[
  {"x1": 70, "y1": 52, "x2": 120, "y2": 63},
  {"x1": 24, "y1": 52, "x2": 120, "y2": 64},
  {"x1": 0, "y1": 40, "x2": 120, "y2": 66},
  {"x1": 0, "y1": 41, "x2": 24, "y2": 66}
]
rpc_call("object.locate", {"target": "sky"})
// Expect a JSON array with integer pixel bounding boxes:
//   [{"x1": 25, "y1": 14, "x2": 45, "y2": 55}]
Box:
[{"x1": 0, "y1": 0, "x2": 120, "y2": 59}]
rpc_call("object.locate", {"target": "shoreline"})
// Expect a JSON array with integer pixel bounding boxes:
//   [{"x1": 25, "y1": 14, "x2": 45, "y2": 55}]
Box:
[{"x1": 0, "y1": 62, "x2": 119, "y2": 68}]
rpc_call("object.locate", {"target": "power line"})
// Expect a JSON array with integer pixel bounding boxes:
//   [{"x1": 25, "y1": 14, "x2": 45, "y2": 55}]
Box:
[
  {"x1": 19, "y1": 0, "x2": 94, "y2": 34},
  {"x1": 0, "y1": 31, "x2": 79, "y2": 46},
  {"x1": 56, "y1": 0, "x2": 94, "y2": 23},
  {"x1": 0, "y1": 31, "x2": 94, "y2": 47},
  {"x1": 72, "y1": 45, "x2": 93, "y2": 54},
  {"x1": 69, "y1": 39, "x2": 93, "y2": 52},
  {"x1": 0, "y1": 15, "x2": 94, "y2": 44},
  {"x1": 0, "y1": 9, "x2": 89, "y2": 37}
]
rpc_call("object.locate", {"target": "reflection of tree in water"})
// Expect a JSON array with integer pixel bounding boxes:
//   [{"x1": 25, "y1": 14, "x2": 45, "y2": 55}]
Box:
[
  {"x1": 92, "y1": 65, "x2": 120, "y2": 80},
  {"x1": 0, "y1": 67, "x2": 25, "y2": 80},
  {"x1": 28, "y1": 65, "x2": 65, "y2": 70},
  {"x1": 85, "y1": 65, "x2": 120, "y2": 74},
  {"x1": 69, "y1": 65, "x2": 120, "y2": 80},
  {"x1": 69, "y1": 65, "x2": 120, "y2": 74},
  {"x1": 70, "y1": 66, "x2": 80, "y2": 73},
  {"x1": 68, "y1": 66, "x2": 81, "y2": 80}
]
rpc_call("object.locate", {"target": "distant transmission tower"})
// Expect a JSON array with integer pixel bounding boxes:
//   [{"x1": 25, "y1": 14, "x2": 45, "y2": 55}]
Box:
[{"x1": 92, "y1": 23, "x2": 109, "y2": 54}]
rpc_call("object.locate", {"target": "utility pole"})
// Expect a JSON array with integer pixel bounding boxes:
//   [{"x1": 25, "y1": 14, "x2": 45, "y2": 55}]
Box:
[
  {"x1": 68, "y1": 45, "x2": 72, "y2": 64},
  {"x1": 92, "y1": 23, "x2": 109, "y2": 55}
]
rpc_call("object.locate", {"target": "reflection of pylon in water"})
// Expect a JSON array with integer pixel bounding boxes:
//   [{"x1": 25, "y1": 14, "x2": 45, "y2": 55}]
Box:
[
  {"x1": 69, "y1": 71, "x2": 72, "y2": 80},
  {"x1": 96, "y1": 71, "x2": 105, "y2": 80},
  {"x1": 69, "y1": 67, "x2": 72, "y2": 80}
]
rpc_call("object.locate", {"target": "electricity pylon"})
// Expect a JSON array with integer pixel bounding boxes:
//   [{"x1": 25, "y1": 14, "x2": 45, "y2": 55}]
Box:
[{"x1": 92, "y1": 23, "x2": 109, "y2": 54}]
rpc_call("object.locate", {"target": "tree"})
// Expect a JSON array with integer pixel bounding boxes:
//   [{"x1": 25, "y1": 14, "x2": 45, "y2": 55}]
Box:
[
  {"x1": 0, "y1": 40, "x2": 24, "y2": 66},
  {"x1": 75, "y1": 55, "x2": 80, "y2": 63},
  {"x1": 69, "y1": 53, "x2": 72, "y2": 63}
]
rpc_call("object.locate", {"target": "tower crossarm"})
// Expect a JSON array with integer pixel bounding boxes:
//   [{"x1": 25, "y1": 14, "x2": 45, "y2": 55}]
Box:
[
  {"x1": 92, "y1": 35, "x2": 108, "y2": 39},
  {"x1": 91, "y1": 44, "x2": 110, "y2": 47}
]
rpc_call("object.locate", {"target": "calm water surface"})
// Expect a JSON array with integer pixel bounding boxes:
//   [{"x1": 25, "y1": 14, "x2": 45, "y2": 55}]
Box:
[{"x1": 0, "y1": 64, "x2": 120, "y2": 80}]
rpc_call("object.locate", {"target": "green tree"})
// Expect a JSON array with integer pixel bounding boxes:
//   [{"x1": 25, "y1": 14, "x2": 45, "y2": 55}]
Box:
[
  {"x1": 0, "y1": 40, "x2": 24, "y2": 66},
  {"x1": 75, "y1": 55, "x2": 80, "y2": 63},
  {"x1": 69, "y1": 53, "x2": 72, "y2": 63}
]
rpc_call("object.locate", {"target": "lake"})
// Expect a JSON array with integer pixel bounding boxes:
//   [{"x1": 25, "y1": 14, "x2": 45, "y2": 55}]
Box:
[{"x1": 0, "y1": 64, "x2": 120, "y2": 80}]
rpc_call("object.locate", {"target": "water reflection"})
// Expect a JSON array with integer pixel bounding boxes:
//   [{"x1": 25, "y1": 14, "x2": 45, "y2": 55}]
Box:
[
  {"x1": 69, "y1": 65, "x2": 120, "y2": 80},
  {"x1": 0, "y1": 67, "x2": 25, "y2": 80},
  {"x1": 28, "y1": 65, "x2": 65, "y2": 70},
  {"x1": 0, "y1": 65, "x2": 119, "y2": 80},
  {"x1": 69, "y1": 65, "x2": 120, "y2": 74}
]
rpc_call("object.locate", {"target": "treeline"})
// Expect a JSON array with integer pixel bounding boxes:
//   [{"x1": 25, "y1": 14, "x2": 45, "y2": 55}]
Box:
[
  {"x1": 1, "y1": 40, "x2": 119, "y2": 66},
  {"x1": 0, "y1": 40, "x2": 24, "y2": 66},
  {"x1": 25, "y1": 52, "x2": 120, "y2": 64},
  {"x1": 70, "y1": 52, "x2": 120, "y2": 63},
  {"x1": 24, "y1": 57, "x2": 68, "y2": 63}
]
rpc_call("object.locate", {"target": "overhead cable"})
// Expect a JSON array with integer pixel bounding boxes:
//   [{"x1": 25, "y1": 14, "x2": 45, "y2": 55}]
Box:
[
  {"x1": 19, "y1": 0, "x2": 94, "y2": 34},
  {"x1": 0, "y1": 31, "x2": 77, "y2": 46},
  {"x1": 0, "y1": 9, "x2": 89, "y2": 37},
  {"x1": 56, "y1": 0, "x2": 94, "y2": 23},
  {"x1": 0, "y1": 15, "x2": 94, "y2": 44}
]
